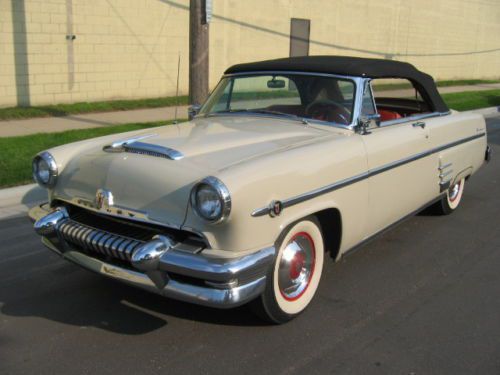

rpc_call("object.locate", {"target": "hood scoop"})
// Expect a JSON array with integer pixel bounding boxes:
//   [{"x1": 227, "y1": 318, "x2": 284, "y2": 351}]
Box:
[{"x1": 103, "y1": 134, "x2": 184, "y2": 161}]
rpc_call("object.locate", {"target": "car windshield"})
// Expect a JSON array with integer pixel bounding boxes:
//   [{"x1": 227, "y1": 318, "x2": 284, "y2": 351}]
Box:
[{"x1": 199, "y1": 73, "x2": 356, "y2": 126}]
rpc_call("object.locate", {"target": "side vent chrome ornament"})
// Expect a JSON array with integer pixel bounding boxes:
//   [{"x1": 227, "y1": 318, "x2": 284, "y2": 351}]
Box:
[
  {"x1": 103, "y1": 134, "x2": 184, "y2": 161},
  {"x1": 108, "y1": 134, "x2": 157, "y2": 149},
  {"x1": 438, "y1": 160, "x2": 453, "y2": 192}
]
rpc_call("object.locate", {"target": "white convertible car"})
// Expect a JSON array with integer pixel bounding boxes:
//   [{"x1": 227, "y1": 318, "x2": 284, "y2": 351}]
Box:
[{"x1": 30, "y1": 56, "x2": 490, "y2": 323}]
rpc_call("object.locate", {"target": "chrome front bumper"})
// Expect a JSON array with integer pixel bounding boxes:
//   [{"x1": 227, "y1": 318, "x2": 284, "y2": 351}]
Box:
[{"x1": 29, "y1": 204, "x2": 275, "y2": 309}]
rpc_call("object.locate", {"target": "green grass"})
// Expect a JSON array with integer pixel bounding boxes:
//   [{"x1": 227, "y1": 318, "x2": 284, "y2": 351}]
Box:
[
  {"x1": 437, "y1": 79, "x2": 500, "y2": 87},
  {"x1": 0, "y1": 95, "x2": 188, "y2": 121},
  {"x1": 0, "y1": 120, "x2": 179, "y2": 188},
  {"x1": 442, "y1": 89, "x2": 500, "y2": 111}
]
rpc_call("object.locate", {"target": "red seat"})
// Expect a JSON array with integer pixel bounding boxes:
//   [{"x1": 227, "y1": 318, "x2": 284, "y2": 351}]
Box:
[{"x1": 378, "y1": 109, "x2": 402, "y2": 121}]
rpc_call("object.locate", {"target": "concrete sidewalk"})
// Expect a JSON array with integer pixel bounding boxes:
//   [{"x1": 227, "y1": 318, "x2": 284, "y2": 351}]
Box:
[
  {"x1": 0, "y1": 105, "x2": 188, "y2": 137},
  {"x1": 0, "y1": 184, "x2": 45, "y2": 220},
  {"x1": 0, "y1": 84, "x2": 499, "y2": 138}
]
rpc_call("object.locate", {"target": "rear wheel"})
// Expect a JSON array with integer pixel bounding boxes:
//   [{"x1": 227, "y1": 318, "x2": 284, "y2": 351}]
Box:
[
  {"x1": 251, "y1": 216, "x2": 324, "y2": 324},
  {"x1": 435, "y1": 177, "x2": 465, "y2": 215}
]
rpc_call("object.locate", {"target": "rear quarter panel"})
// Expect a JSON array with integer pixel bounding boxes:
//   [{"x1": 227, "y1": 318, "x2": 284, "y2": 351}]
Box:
[{"x1": 429, "y1": 112, "x2": 487, "y2": 188}]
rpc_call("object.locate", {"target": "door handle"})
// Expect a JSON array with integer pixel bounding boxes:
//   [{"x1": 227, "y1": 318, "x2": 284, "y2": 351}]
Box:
[{"x1": 412, "y1": 121, "x2": 426, "y2": 129}]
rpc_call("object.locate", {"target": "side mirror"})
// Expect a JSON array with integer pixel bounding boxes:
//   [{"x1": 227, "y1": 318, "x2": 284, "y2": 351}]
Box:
[
  {"x1": 188, "y1": 104, "x2": 202, "y2": 120},
  {"x1": 357, "y1": 113, "x2": 381, "y2": 134}
]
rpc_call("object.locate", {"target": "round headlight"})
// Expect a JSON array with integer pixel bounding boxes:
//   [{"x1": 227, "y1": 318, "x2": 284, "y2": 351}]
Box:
[
  {"x1": 32, "y1": 152, "x2": 58, "y2": 187},
  {"x1": 191, "y1": 176, "x2": 231, "y2": 223}
]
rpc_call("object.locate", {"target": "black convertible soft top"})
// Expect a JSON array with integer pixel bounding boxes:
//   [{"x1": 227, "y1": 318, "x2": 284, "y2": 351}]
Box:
[{"x1": 225, "y1": 56, "x2": 449, "y2": 113}]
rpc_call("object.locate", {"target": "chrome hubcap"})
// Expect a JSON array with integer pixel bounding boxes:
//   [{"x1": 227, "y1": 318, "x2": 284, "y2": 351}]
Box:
[
  {"x1": 278, "y1": 232, "x2": 315, "y2": 301},
  {"x1": 449, "y1": 181, "x2": 461, "y2": 202}
]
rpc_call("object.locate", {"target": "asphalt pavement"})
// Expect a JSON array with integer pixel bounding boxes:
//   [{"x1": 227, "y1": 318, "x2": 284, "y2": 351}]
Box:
[{"x1": 1, "y1": 116, "x2": 499, "y2": 375}]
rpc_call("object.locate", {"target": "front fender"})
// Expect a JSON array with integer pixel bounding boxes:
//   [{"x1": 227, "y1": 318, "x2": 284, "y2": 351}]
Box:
[{"x1": 183, "y1": 131, "x2": 369, "y2": 256}]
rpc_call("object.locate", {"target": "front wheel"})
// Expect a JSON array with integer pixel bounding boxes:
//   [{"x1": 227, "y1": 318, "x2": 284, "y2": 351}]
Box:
[{"x1": 251, "y1": 216, "x2": 324, "y2": 324}]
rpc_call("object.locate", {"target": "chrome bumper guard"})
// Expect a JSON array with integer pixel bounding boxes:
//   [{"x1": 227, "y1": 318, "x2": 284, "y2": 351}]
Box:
[{"x1": 29, "y1": 204, "x2": 275, "y2": 309}]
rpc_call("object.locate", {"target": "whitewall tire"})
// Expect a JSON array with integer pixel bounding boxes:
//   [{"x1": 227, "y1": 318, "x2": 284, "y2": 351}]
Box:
[
  {"x1": 435, "y1": 177, "x2": 465, "y2": 215},
  {"x1": 251, "y1": 216, "x2": 324, "y2": 324}
]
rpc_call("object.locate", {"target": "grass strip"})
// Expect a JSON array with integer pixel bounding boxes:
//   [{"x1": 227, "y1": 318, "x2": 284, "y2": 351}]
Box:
[
  {"x1": 0, "y1": 96, "x2": 188, "y2": 121},
  {"x1": 442, "y1": 89, "x2": 500, "y2": 111}
]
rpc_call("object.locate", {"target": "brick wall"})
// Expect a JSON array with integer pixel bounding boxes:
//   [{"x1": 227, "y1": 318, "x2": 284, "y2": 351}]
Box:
[{"x1": 1, "y1": 0, "x2": 499, "y2": 107}]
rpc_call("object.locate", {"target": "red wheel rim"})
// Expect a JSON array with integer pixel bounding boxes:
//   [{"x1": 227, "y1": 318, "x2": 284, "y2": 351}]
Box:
[{"x1": 278, "y1": 232, "x2": 316, "y2": 301}]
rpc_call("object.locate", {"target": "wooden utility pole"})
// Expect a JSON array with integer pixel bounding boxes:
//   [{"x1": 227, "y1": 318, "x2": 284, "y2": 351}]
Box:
[{"x1": 189, "y1": 0, "x2": 209, "y2": 105}]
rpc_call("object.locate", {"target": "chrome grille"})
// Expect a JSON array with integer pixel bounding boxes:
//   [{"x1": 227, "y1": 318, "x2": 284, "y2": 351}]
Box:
[
  {"x1": 51, "y1": 202, "x2": 207, "y2": 262},
  {"x1": 58, "y1": 219, "x2": 143, "y2": 261},
  {"x1": 68, "y1": 206, "x2": 160, "y2": 241}
]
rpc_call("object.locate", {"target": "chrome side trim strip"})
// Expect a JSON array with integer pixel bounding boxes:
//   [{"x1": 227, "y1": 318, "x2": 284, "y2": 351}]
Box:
[
  {"x1": 252, "y1": 132, "x2": 486, "y2": 217},
  {"x1": 251, "y1": 171, "x2": 370, "y2": 217}
]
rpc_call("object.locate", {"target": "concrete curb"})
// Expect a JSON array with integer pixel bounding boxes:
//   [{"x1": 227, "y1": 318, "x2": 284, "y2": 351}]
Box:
[
  {"x1": 0, "y1": 107, "x2": 498, "y2": 220},
  {"x1": 464, "y1": 106, "x2": 500, "y2": 117},
  {"x1": 0, "y1": 183, "x2": 45, "y2": 220}
]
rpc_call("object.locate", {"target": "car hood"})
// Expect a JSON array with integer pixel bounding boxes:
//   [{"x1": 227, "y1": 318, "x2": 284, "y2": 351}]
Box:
[
  {"x1": 134, "y1": 116, "x2": 331, "y2": 170},
  {"x1": 53, "y1": 116, "x2": 332, "y2": 227}
]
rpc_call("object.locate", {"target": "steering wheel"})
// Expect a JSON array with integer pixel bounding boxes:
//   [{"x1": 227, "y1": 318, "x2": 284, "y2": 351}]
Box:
[{"x1": 305, "y1": 99, "x2": 351, "y2": 125}]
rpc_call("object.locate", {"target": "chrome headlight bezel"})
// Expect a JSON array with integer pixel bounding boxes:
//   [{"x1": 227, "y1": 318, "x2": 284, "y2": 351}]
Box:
[
  {"x1": 190, "y1": 176, "x2": 231, "y2": 224},
  {"x1": 32, "y1": 152, "x2": 58, "y2": 187}
]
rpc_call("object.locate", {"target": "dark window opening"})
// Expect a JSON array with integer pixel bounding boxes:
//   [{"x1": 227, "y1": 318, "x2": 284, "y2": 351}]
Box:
[{"x1": 369, "y1": 78, "x2": 432, "y2": 122}]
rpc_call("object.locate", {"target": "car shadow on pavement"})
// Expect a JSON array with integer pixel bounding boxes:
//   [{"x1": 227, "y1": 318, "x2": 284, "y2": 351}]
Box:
[
  {"x1": 0, "y1": 261, "x2": 265, "y2": 334},
  {"x1": 20, "y1": 185, "x2": 46, "y2": 206}
]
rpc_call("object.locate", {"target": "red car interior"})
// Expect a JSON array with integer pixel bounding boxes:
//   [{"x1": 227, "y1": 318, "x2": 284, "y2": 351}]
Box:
[{"x1": 378, "y1": 109, "x2": 402, "y2": 121}]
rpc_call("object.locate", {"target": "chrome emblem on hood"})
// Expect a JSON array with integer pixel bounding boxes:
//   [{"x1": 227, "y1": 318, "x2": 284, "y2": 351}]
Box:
[{"x1": 95, "y1": 189, "x2": 114, "y2": 210}]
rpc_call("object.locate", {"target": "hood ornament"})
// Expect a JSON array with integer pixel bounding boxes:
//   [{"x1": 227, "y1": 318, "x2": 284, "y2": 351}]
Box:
[{"x1": 95, "y1": 189, "x2": 114, "y2": 210}]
